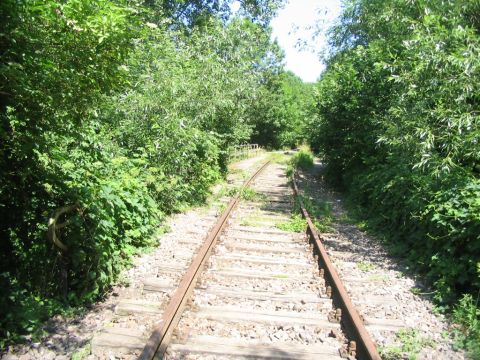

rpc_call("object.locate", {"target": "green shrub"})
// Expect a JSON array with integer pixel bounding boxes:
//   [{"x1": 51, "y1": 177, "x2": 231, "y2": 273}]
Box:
[
  {"x1": 453, "y1": 294, "x2": 480, "y2": 358},
  {"x1": 276, "y1": 214, "x2": 307, "y2": 232},
  {"x1": 240, "y1": 188, "x2": 266, "y2": 202},
  {"x1": 0, "y1": 0, "x2": 290, "y2": 349},
  {"x1": 288, "y1": 146, "x2": 314, "y2": 174},
  {"x1": 309, "y1": 0, "x2": 480, "y2": 353}
]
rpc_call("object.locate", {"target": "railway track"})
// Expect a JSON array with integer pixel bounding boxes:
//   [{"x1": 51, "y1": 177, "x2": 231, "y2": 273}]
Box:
[{"x1": 92, "y1": 160, "x2": 381, "y2": 359}]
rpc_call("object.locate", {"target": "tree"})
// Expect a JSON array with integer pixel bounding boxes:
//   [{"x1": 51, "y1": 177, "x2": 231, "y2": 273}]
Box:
[
  {"x1": 310, "y1": 1, "x2": 480, "y2": 355},
  {"x1": 0, "y1": 0, "x2": 289, "y2": 347},
  {"x1": 143, "y1": 0, "x2": 283, "y2": 28}
]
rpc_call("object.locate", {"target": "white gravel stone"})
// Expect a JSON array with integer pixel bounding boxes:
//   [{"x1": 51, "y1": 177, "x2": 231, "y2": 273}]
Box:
[{"x1": 296, "y1": 161, "x2": 465, "y2": 360}]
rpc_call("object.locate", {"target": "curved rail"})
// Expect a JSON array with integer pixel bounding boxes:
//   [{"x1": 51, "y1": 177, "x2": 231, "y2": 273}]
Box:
[
  {"x1": 140, "y1": 161, "x2": 271, "y2": 360},
  {"x1": 292, "y1": 173, "x2": 381, "y2": 360}
]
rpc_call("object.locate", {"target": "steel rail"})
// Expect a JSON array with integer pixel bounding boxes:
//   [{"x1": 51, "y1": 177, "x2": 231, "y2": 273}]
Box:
[
  {"x1": 292, "y1": 173, "x2": 381, "y2": 360},
  {"x1": 140, "y1": 161, "x2": 271, "y2": 360}
]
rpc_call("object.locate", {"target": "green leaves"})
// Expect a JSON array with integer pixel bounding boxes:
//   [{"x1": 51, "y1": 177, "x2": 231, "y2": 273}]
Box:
[
  {"x1": 311, "y1": 0, "x2": 480, "y2": 355},
  {"x1": 0, "y1": 0, "x2": 289, "y2": 349}
]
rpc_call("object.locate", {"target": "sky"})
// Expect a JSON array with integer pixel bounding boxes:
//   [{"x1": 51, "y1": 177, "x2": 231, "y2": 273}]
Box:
[{"x1": 270, "y1": 0, "x2": 342, "y2": 83}]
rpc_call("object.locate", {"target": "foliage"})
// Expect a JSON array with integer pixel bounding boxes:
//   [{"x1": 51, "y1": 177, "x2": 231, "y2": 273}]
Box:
[
  {"x1": 453, "y1": 294, "x2": 480, "y2": 357},
  {"x1": 276, "y1": 214, "x2": 307, "y2": 233},
  {"x1": 357, "y1": 261, "x2": 375, "y2": 272},
  {"x1": 250, "y1": 71, "x2": 316, "y2": 149},
  {"x1": 379, "y1": 328, "x2": 435, "y2": 360},
  {"x1": 71, "y1": 343, "x2": 91, "y2": 360},
  {"x1": 290, "y1": 146, "x2": 314, "y2": 170},
  {"x1": 240, "y1": 188, "x2": 266, "y2": 202},
  {"x1": 0, "y1": 0, "x2": 291, "y2": 348},
  {"x1": 0, "y1": 273, "x2": 60, "y2": 348},
  {"x1": 1, "y1": 0, "x2": 154, "y2": 332},
  {"x1": 144, "y1": 0, "x2": 284, "y2": 28},
  {"x1": 310, "y1": 0, "x2": 480, "y2": 354}
]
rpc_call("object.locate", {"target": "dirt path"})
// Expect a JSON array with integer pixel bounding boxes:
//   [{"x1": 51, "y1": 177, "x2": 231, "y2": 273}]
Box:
[{"x1": 296, "y1": 159, "x2": 464, "y2": 360}]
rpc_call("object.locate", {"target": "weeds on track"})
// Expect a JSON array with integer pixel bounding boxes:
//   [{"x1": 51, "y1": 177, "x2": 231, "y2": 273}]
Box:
[
  {"x1": 240, "y1": 188, "x2": 266, "y2": 202},
  {"x1": 357, "y1": 261, "x2": 376, "y2": 272},
  {"x1": 379, "y1": 328, "x2": 435, "y2": 360},
  {"x1": 276, "y1": 214, "x2": 307, "y2": 232}
]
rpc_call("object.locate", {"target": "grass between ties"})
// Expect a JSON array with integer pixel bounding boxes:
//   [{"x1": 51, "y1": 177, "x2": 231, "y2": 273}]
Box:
[{"x1": 379, "y1": 328, "x2": 435, "y2": 360}]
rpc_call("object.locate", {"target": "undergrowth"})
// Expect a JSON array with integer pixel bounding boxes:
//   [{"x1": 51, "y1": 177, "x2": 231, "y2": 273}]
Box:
[
  {"x1": 276, "y1": 214, "x2": 307, "y2": 232},
  {"x1": 308, "y1": 1, "x2": 480, "y2": 355},
  {"x1": 291, "y1": 146, "x2": 314, "y2": 170},
  {"x1": 452, "y1": 294, "x2": 480, "y2": 357},
  {"x1": 342, "y1": 199, "x2": 480, "y2": 357},
  {"x1": 379, "y1": 328, "x2": 435, "y2": 360},
  {"x1": 266, "y1": 152, "x2": 289, "y2": 164},
  {"x1": 240, "y1": 188, "x2": 266, "y2": 202},
  {"x1": 286, "y1": 146, "x2": 314, "y2": 177},
  {"x1": 301, "y1": 195, "x2": 333, "y2": 233},
  {"x1": 279, "y1": 146, "x2": 333, "y2": 234}
]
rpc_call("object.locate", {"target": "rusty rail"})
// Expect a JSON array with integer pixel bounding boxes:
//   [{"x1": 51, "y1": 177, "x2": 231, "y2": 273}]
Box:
[
  {"x1": 140, "y1": 161, "x2": 270, "y2": 360},
  {"x1": 292, "y1": 173, "x2": 381, "y2": 360}
]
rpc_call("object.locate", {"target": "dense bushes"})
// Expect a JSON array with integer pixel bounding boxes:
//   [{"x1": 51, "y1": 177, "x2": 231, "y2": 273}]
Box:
[
  {"x1": 309, "y1": 0, "x2": 480, "y2": 354},
  {"x1": 0, "y1": 0, "x2": 290, "y2": 347},
  {"x1": 289, "y1": 146, "x2": 314, "y2": 172},
  {"x1": 250, "y1": 71, "x2": 316, "y2": 149}
]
